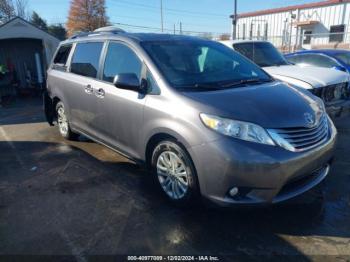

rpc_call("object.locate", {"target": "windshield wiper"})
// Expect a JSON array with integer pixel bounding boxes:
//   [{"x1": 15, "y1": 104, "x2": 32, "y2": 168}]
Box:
[
  {"x1": 177, "y1": 78, "x2": 272, "y2": 91},
  {"x1": 176, "y1": 83, "x2": 223, "y2": 91},
  {"x1": 219, "y1": 78, "x2": 272, "y2": 88}
]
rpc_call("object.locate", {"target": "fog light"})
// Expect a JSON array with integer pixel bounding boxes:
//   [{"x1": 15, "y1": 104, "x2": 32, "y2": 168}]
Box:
[{"x1": 229, "y1": 187, "x2": 239, "y2": 197}]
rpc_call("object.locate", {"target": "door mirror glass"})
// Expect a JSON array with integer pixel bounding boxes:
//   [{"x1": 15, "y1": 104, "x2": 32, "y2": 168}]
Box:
[{"x1": 113, "y1": 73, "x2": 140, "y2": 91}]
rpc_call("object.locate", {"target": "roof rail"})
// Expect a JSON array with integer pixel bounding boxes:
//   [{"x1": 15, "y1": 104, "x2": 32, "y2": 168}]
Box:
[
  {"x1": 69, "y1": 26, "x2": 126, "y2": 39},
  {"x1": 69, "y1": 32, "x2": 91, "y2": 39},
  {"x1": 94, "y1": 26, "x2": 125, "y2": 34}
]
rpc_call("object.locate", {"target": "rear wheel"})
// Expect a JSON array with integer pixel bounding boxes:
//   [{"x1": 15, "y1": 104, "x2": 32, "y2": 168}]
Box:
[
  {"x1": 151, "y1": 140, "x2": 199, "y2": 205},
  {"x1": 56, "y1": 101, "x2": 78, "y2": 140}
]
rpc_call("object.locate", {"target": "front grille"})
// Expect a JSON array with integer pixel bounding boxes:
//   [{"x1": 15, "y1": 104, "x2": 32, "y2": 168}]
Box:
[
  {"x1": 311, "y1": 82, "x2": 349, "y2": 103},
  {"x1": 268, "y1": 115, "x2": 329, "y2": 152}
]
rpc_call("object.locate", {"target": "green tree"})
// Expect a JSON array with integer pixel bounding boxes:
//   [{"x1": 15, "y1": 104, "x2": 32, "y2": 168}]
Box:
[
  {"x1": 48, "y1": 24, "x2": 67, "y2": 40},
  {"x1": 30, "y1": 11, "x2": 48, "y2": 31}
]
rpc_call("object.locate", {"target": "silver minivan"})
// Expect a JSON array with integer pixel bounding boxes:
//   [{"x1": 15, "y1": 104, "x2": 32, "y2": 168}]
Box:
[{"x1": 44, "y1": 27, "x2": 337, "y2": 206}]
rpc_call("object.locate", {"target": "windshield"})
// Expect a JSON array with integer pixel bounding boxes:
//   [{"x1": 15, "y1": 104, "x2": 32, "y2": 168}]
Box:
[
  {"x1": 233, "y1": 42, "x2": 289, "y2": 67},
  {"x1": 334, "y1": 52, "x2": 350, "y2": 66},
  {"x1": 141, "y1": 40, "x2": 272, "y2": 91}
]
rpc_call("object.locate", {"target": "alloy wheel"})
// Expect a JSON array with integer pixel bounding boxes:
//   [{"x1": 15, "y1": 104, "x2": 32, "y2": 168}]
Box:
[
  {"x1": 57, "y1": 106, "x2": 69, "y2": 136},
  {"x1": 156, "y1": 151, "x2": 189, "y2": 200}
]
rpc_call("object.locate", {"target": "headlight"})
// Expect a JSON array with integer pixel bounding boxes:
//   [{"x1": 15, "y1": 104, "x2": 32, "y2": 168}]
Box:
[
  {"x1": 327, "y1": 114, "x2": 337, "y2": 137},
  {"x1": 200, "y1": 113, "x2": 275, "y2": 146},
  {"x1": 318, "y1": 98, "x2": 326, "y2": 112}
]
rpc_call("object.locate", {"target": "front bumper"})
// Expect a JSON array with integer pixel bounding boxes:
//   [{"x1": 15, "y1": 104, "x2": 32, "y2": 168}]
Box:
[{"x1": 188, "y1": 124, "x2": 337, "y2": 207}]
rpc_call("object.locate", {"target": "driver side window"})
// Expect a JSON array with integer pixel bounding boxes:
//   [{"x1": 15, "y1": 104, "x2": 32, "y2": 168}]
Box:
[{"x1": 103, "y1": 42, "x2": 142, "y2": 83}]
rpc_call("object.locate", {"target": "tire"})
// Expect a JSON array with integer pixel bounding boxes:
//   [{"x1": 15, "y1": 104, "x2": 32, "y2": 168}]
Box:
[
  {"x1": 151, "y1": 140, "x2": 200, "y2": 206},
  {"x1": 56, "y1": 101, "x2": 79, "y2": 140}
]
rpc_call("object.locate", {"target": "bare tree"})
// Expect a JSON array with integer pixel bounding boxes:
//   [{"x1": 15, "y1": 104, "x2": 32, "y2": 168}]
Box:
[
  {"x1": 14, "y1": 0, "x2": 29, "y2": 19},
  {"x1": 0, "y1": 0, "x2": 15, "y2": 21}
]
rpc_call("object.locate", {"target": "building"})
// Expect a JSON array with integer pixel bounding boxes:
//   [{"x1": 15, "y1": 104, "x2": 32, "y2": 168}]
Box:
[
  {"x1": 0, "y1": 17, "x2": 60, "y2": 100},
  {"x1": 231, "y1": 0, "x2": 350, "y2": 51}
]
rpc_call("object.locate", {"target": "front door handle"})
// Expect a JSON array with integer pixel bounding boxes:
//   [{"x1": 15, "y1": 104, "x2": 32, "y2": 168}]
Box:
[
  {"x1": 95, "y1": 88, "x2": 105, "y2": 98},
  {"x1": 85, "y1": 84, "x2": 93, "y2": 94}
]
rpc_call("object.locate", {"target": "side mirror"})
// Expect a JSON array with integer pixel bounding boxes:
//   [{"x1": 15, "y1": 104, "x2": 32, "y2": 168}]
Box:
[
  {"x1": 113, "y1": 73, "x2": 140, "y2": 91},
  {"x1": 333, "y1": 65, "x2": 347, "y2": 72}
]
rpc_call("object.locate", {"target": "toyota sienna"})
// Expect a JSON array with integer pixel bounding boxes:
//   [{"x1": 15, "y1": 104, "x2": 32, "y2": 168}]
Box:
[{"x1": 44, "y1": 27, "x2": 337, "y2": 206}]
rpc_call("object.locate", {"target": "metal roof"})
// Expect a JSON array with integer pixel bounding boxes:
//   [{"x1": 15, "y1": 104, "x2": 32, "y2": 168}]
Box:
[
  {"x1": 233, "y1": 0, "x2": 350, "y2": 19},
  {"x1": 0, "y1": 16, "x2": 60, "y2": 41}
]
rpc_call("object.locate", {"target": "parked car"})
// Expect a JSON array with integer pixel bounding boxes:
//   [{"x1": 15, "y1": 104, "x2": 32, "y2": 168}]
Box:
[
  {"x1": 220, "y1": 40, "x2": 350, "y2": 118},
  {"x1": 285, "y1": 49, "x2": 350, "y2": 74},
  {"x1": 45, "y1": 27, "x2": 337, "y2": 207}
]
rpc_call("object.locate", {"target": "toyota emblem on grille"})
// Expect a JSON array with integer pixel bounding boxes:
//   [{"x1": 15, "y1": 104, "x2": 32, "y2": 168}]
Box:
[{"x1": 304, "y1": 112, "x2": 315, "y2": 127}]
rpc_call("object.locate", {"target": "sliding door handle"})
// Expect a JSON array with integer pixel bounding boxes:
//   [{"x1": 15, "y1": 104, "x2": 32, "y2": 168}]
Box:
[
  {"x1": 95, "y1": 88, "x2": 105, "y2": 98},
  {"x1": 85, "y1": 84, "x2": 93, "y2": 94}
]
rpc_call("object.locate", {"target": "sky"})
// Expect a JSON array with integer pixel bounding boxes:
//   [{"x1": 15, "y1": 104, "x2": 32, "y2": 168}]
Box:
[{"x1": 26, "y1": 0, "x2": 322, "y2": 35}]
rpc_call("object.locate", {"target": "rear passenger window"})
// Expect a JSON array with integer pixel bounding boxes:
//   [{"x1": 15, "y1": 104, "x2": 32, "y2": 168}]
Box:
[
  {"x1": 103, "y1": 42, "x2": 142, "y2": 83},
  {"x1": 70, "y1": 42, "x2": 103, "y2": 78},
  {"x1": 53, "y1": 45, "x2": 72, "y2": 70},
  {"x1": 54, "y1": 45, "x2": 72, "y2": 65}
]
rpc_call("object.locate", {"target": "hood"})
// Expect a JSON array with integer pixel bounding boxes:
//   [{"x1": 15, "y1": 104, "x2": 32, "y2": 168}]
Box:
[
  {"x1": 182, "y1": 81, "x2": 324, "y2": 129},
  {"x1": 264, "y1": 65, "x2": 348, "y2": 88}
]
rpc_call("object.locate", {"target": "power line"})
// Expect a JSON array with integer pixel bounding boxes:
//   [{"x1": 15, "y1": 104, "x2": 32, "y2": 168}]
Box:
[
  {"x1": 112, "y1": 0, "x2": 228, "y2": 16},
  {"x1": 107, "y1": 0, "x2": 229, "y2": 33},
  {"x1": 106, "y1": 13, "x2": 223, "y2": 29},
  {"x1": 43, "y1": 16, "x2": 229, "y2": 34},
  {"x1": 111, "y1": 21, "x2": 228, "y2": 35},
  {"x1": 109, "y1": 0, "x2": 229, "y2": 18}
]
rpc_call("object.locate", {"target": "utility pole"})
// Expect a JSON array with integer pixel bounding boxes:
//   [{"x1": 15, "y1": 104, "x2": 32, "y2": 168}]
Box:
[
  {"x1": 232, "y1": 0, "x2": 237, "y2": 39},
  {"x1": 289, "y1": 11, "x2": 296, "y2": 52},
  {"x1": 173, "y1": 24, "x2": 176, "y2": 34},
  {"x1": 160, "y1": 0, "x2": 164, "y2": 32},
  {"x1": 180, "y1": 22, "x2": 182, "y2": 34}
]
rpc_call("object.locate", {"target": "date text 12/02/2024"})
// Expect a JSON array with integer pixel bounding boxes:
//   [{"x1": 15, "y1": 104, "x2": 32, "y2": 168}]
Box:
[{"x1": 127, "y1": 256, "x2": 220, "y2": 261}]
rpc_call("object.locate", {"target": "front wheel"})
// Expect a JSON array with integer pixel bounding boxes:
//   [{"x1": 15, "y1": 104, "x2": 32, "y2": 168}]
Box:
[
  {"x1": 56, "y1": 101, "x2": 78, "y2": 140},
  {"x1": 151, "y1": 140, "x2": 200, "y2": 205}
]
